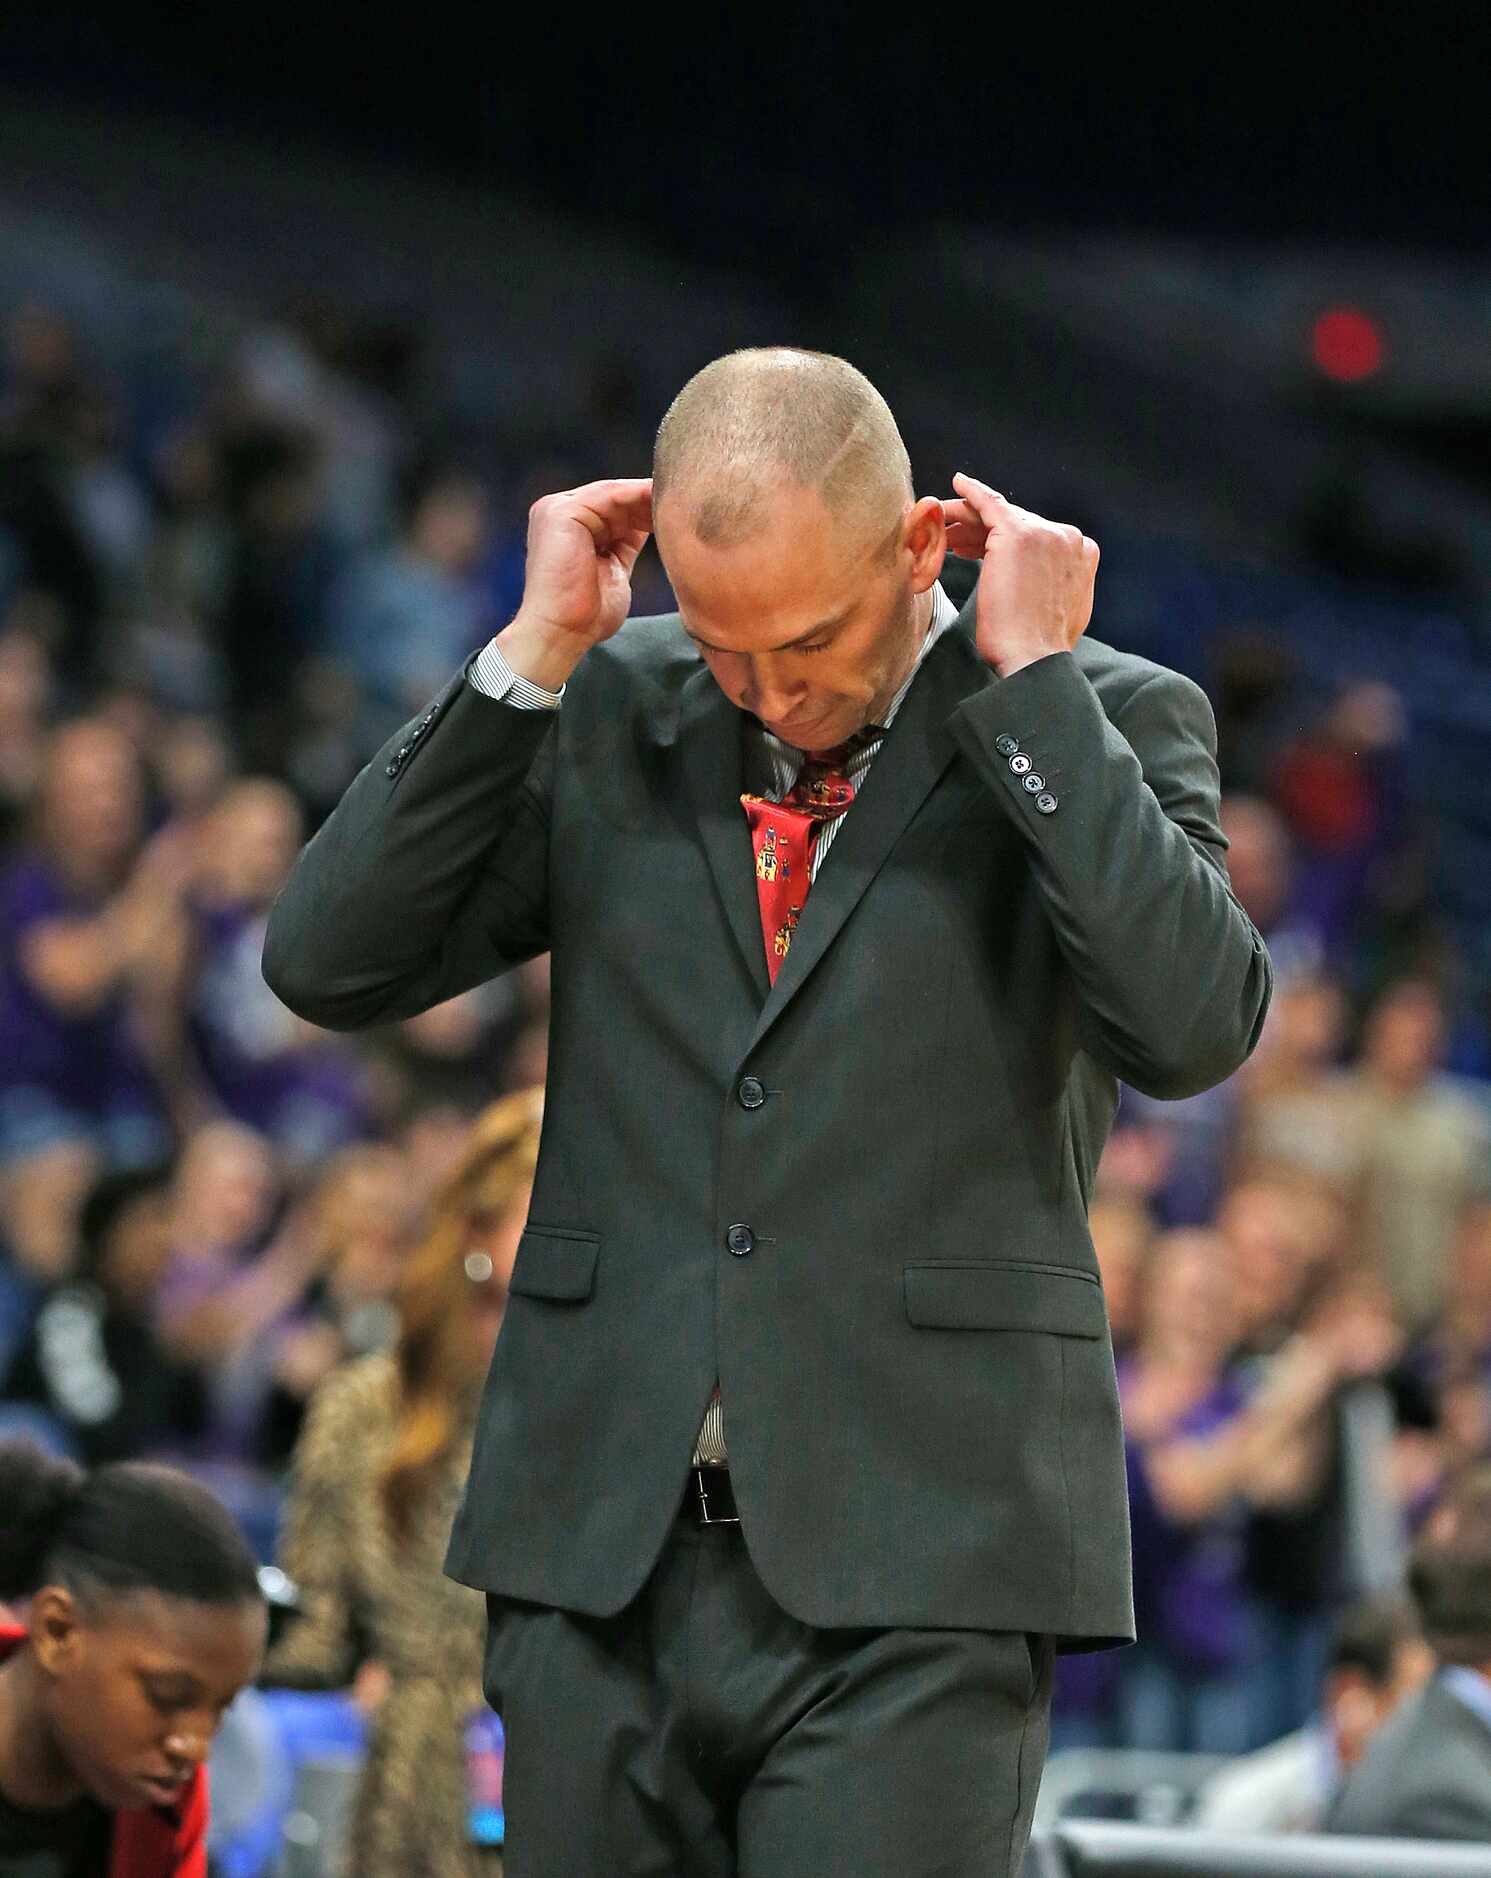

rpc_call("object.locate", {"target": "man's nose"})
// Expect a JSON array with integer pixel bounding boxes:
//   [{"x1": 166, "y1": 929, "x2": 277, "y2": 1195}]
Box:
[{"x1": 742, "y1": 659, "x2": 803, "y2": 720}]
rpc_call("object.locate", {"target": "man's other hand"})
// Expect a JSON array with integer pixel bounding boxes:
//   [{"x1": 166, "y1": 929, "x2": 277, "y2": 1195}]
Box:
[
  {"x1": 941, "y1": 473, "x2": 1099, "y2": 679},
  {"x1": 496, "y1": 478, "x2": 654, "y2": 691}
]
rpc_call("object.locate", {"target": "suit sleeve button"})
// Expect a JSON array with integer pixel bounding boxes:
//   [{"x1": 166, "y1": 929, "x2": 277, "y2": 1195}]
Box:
[
  {"x1": 1022, "y1": 773, "x2": 1045, "y2": 793},
  {"x1": 1010, "y1": 754, "x2": 1032, "y2": 776},
  {"x1": 994, "y1": 734, "x2": 1019, "y2": 757},
  {"x1": 1035, "y1": 793, "x2": 1059, "y2": 814}
]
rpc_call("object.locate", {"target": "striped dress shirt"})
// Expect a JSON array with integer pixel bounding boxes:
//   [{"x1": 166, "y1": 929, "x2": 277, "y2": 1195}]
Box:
[{"x1": 470, "y1": 580, "x2": 961, "y2": 1465}]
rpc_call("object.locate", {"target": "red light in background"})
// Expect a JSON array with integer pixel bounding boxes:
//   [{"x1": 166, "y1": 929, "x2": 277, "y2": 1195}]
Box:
[{"x1": 1311, "y1": 306, "x2": 1386, "y2": 383}]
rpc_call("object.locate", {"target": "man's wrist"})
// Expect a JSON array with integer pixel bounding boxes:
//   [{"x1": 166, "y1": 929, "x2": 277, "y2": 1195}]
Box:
[
  {"x1": 495, "y1": 613, "x2": 592, "y2": 692},
  {"x1": 990, "y1": 645, "x2": 1067, "y2": 680}
]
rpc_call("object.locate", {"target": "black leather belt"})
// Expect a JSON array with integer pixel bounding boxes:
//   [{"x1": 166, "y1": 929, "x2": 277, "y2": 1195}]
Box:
[{"x1": 684, "y1": 1465, "x2": 740, "y2": 1525}]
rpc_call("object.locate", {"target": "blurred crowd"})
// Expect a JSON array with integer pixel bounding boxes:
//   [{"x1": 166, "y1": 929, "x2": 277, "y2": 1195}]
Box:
[
  {"x1": 0, "y1": 297, "x2": 575, "y2": 1549},
  {"x1": 1057, "y1": 806, "x2": 1491, "y2": 1763},
  {"x1": 1, "y1": 287, "x2": 1490, "y2": 1863}
]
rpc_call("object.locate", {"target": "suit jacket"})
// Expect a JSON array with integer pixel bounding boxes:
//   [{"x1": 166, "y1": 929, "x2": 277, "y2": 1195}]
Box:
[
  {"x1": 1325, "y1": 1673, "x2": 1491, "y2": 1842},
  {"x1": 0, "y1": 1625, "x2": 209, "y2": 1877},
  {"x1": 263, "y1": 594, "x2": 1271, "y2": 1643}
]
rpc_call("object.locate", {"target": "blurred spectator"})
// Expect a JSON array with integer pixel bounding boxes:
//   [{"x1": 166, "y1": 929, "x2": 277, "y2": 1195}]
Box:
[
  {"x1": 153, "y1": 1122, "x2": 284, "y2": 1462},
  {"x1": 1220, "y1": 793, "x2": 1327, "y2": 986},
  {"x1": 1327, "y1": 1462, "x2": 1491, "y2": 1840},
  {"x1": 3, "y1": 1161, "x2": 204, "y2": 1463},
  {"x1": 173, "y1": 778, "x2": 370, "y2": 1166},
  {"x1": 1389, "y1": 1203, "x2": 1491, "y2": 1537},
  {"x1": 0, "y1": 616, "x2": 53, "y2": 853},
  {"x1": 1193, "y1": 1593, "x2": 1432, "y2": 1832},
  {"x1": 0, "y1": 306, "x2": 106, "y2": 687},
  {"x1": 266, "y1": 1090, "x2": 541, "y2": 1877},
  {"x1": 1337, "y1": 979, "x2": 1490, "y2": 1333},
  {"x1": 152, "y1": 1127, "x2": 413, "y2": 1475},
  {"x1": 1442, "y1": 1204, "x2": 1491, "y2": 1401},
  {"x1": 1089, "y1": 1195, "x2": 1153, "y2": 1359},
  {"x1": 151, "y1": 714, "x2": 235, "y2": 827},
  {"x1": 325, "y1": 451, "x2": 492, "y2": 732},
  {"x1": 1236, "y1": 971, "x2": 1351, "y2": 1170},
  {"x1": 1117, "y1": 1229, "x2": 1353, "y2": 1753},
  {"x1": 255, "y1": 1143, "x2": 414, "y2": 1466},
  {"x1": 0, "y1": 720, "x2": 178, "y2": 1281},
  {"x1": 1269, "y1": 681, "x2": 1419, "y2": 966},
  {"x1": 1217, "y1": 1174, "x2": 1331, "y2": 1361},
  {"x1": 232, "y1": 307, "x2": 410, "y2": 552},
  {"x1": 217, "y1": 417, "x2": 339, "y2": 776},
  {"x1": 1240, "y1": 1253, "x2": 1407, "y2": 1744}
]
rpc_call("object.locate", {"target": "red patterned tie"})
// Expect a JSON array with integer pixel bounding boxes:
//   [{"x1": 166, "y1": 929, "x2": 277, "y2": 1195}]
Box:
[{"x1": 740, "y1": 744, "x2": 858, "y2": 983}]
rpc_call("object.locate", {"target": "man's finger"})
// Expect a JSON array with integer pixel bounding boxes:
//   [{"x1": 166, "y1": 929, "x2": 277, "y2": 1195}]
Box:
[
  {"x1": 568, "y1": 476, "x2": 654, "y2": 507},
  {"x1": 950, "y1": 472, "x2": 1010, "y2": 528},
  {"x1": 562, "y1": 478, "x2": 654, "y2": 547},
  {"x1": 939, "y1": 498, "x2": 985, "y2": 531},
  {"x1": 610, "y1": 531, "x2": 652, "y2": 575},
  {"x1": 571, "y1": 500, "x2": 654, "y2": 555}
]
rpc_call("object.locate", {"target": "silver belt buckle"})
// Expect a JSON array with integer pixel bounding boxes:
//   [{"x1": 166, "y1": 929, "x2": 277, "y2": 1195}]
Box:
[{"x1": 694, "y1": 1466, "x2": 740, "y2": 1525}]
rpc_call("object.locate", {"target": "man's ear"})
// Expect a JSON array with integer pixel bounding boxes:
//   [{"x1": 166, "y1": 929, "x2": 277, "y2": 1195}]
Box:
[
  {"x1": 904, "y1": 496, "x2": 947, "y2": 593},
  {"x1": 28, "y1": 1586, "x2": 83, "y2": 1677}
]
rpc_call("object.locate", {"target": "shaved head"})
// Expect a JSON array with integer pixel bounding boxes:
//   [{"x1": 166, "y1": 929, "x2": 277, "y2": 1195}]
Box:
[{"x1": 653, "y1": 348, "x2": 913, "y2": 557}]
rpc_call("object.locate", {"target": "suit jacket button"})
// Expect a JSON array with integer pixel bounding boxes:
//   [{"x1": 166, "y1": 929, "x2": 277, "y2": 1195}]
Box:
[
  {"x1": 737, "y1": 1077, "x2": 766, "y2": 1110},
  {"x1": 1010, "y1": 753, "x2": 1033, "y2": 776},
  {"x1": 1023, "y1": 773, "x2": 1045, "y2": 793},
  {"x1": 1036, "y1": 792, "x2": 1059, "y2": 814},
  {"x1": 995, "y1": 734, "x2": 1020, "y2": 757},
  {"x1": 725, "y1": 1224, "x2": 754, "y2": 1256}
]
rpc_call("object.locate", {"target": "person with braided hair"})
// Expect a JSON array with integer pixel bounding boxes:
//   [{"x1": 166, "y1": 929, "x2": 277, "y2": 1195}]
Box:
[{"x1": 0, "y1": 1442, "x2": 266, "y2": 1876}]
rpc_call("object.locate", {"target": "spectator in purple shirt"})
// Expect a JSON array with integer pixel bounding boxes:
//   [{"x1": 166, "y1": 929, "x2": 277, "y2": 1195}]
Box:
[
  {"x1": 171, "y1": 779, "x2": 369, "y2": 1170},
  {"x1": 1117, "y1": 1229, "x2": 1353, "y2": 1752},
  {"x1": 0, "y1": 720, "x2": 176, "y2": 1283}
]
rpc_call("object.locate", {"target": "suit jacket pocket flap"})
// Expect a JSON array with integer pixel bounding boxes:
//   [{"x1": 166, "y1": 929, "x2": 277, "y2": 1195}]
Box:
[
  {"x1": 903, "y1": 1261, "x2": 1103, "y2": 1336},
  {"x1": 508, "y1": 1228, "x2": 600, "y2": 1302}
]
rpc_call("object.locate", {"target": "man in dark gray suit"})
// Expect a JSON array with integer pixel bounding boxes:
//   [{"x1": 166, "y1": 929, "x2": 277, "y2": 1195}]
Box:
[
  {"x1": 263, "y1": 349, "x2": 1271, "y2": 1876},
  {"x1": 1327, "y1": 1463, "x2": 1491, "y2": 1842}
]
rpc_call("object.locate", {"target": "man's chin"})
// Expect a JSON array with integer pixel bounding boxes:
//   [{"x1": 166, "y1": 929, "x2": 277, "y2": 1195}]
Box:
[{"x1": 765, "y1": 710, "x2": 857, "y2": 751}]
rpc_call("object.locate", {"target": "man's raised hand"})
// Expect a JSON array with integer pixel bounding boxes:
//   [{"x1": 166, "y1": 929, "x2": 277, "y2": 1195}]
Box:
[
  {"x1": 496, "y1": 478, "x2": 654, "y2": 692},
  {"x1": 941, "y1": 473, "x2": 1099, "y2": 679}
]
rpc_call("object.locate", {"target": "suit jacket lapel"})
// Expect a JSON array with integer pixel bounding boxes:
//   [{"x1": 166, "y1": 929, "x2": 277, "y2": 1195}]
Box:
[
  {"x1": 745, "y1": 596, "x2": 994, "y2": 1056},
  {"x1": 677, "y1": 664, "x2": 772, "y2": 1001}
]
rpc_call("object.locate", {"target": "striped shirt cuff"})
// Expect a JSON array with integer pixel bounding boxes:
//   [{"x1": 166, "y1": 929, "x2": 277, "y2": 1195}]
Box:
[{"x1": 470, "y1": 639, "x2": 566, "y2": 709}]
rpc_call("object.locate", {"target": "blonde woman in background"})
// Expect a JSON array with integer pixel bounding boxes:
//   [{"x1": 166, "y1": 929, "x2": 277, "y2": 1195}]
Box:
[{"x1": 264, "y1": 1089, "x2": 542, "y2": 1876}]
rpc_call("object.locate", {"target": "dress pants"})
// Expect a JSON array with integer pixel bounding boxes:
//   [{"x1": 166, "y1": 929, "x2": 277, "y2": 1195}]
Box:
[{"x1": 482, "y1": 1497, "x2": 1054, "y2": 1878}]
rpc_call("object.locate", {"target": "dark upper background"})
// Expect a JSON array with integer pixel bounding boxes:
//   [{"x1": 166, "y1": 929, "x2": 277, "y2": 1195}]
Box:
[{"x1": 5, "y1": 9, "x2": 1490, "y2": 275}]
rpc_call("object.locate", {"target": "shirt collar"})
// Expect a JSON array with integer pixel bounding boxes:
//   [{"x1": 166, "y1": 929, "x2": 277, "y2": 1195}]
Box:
[{"x1": 877, "y1": 580, "x2": 959, "y2": 733}]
